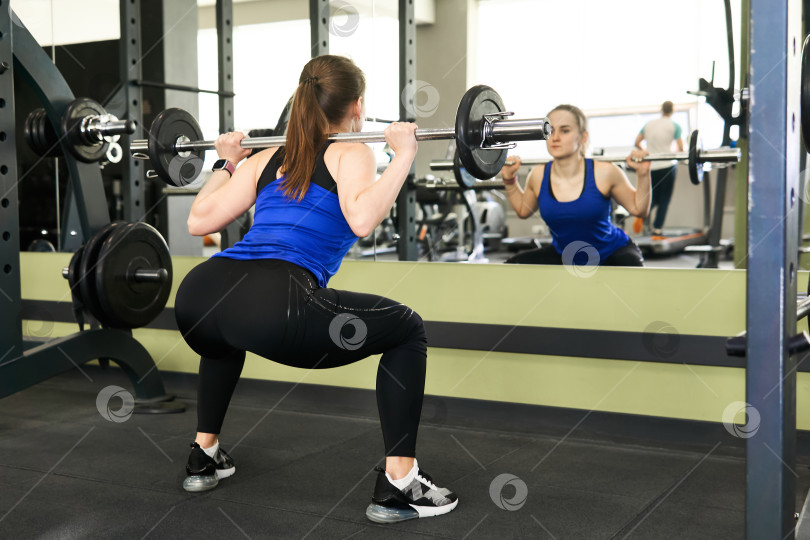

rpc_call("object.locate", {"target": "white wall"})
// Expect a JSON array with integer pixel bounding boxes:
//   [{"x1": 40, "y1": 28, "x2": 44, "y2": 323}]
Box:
[
  {"x1": 476, "y1": 0, "x2": 741, "y2": 158},
  {"x1": 13, "y1": 0, "x2": 120, "y2": 46}
]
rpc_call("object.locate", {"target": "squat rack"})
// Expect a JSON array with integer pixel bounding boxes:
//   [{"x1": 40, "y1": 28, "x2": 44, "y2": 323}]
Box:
[
  {"x1": 0, "y1": 0, "x2": 806, "y2": 535},
  {"x1": 740, "y1": 0, "x2": 799, "y2": 537},
  {"x1": 0, "y1": 7, "x2": 179, "y2": 412}
]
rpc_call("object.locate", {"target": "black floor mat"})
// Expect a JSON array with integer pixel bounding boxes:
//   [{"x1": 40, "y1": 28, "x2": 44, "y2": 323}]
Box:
[{"x1": 0, "y1": 365, "x2": 806, "y2": 539}]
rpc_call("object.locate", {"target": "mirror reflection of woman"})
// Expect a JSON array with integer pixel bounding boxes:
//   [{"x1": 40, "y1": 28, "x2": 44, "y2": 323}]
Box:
[{"x1": 500, "y1": 105, "x2": 650, "y2": 267}]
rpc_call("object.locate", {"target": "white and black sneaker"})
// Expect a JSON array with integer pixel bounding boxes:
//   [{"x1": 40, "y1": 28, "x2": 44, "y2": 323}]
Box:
[
  {"x1": 183, "y1": 441, "x2": 235, "y2": 492},
  {"x1": 366, "y1": 462, "x2": 458, "y2": 523}
]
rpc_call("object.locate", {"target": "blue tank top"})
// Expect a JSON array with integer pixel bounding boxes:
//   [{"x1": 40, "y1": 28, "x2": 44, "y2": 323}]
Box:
[
  {"x1": 212, "y1": 142, "x2": 358, "y2": 287},
  {"x1": 538, "y1": 159, "x2": 629, "y2": 263}
]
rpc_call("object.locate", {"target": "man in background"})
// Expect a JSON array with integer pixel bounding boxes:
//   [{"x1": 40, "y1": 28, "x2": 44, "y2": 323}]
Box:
[{"x1": 634, "y1": 101, "x2": 683, "y2": 235}]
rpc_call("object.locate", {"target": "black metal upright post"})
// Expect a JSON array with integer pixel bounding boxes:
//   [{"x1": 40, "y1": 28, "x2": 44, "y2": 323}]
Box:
[
  {"x1": 214, "y1": 0, "x2": 243, "y2": 250},
  {"x1": 0, "y1": 4, "x2": 22, "y2": 357},
  {"x1": 119, "y1": 0, "x2": 145, "y2": 222},
  {"x1": 310, "y1": 0, "x2": 329, "y2": 57},
  {"x1": 216, "y1": 0, "x2": 234, "y2": 134},
  {"x1": 746, "y1": 0, "x2": 801, "y2": 537},
  {"x1": 397, "y1": 0, "x2": 418, "y2": 261}
]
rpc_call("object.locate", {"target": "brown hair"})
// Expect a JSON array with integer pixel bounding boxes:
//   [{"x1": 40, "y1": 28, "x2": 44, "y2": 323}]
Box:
[
  {"x1": 661, "y1": 101, "x2": 674, "y2": 115},
  {"x1": 547, "y1": 104, "x2": 588, "y2": 157},
  {"x1": 280, "y1": 55, "x2": 365, "y2": 200}
]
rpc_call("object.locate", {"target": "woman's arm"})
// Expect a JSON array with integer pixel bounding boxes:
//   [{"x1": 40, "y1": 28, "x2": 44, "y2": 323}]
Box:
[
  {"x1": 500, "y1": 157, "x2": 540, "y2": 218},
  {"x1": 603, "y1": 151, "x2": 651, "y2": 218},
  {"x1": 335, "y1": 123, "x2": 417, "y2": 238},
  {"x1": 187, "y1": 132, "x2": 271, "y2": 236}
]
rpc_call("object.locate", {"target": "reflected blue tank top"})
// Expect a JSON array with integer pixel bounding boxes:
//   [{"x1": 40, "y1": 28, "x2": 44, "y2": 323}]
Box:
[
  {"x1": 212, "y1": 143, "x2": 358, "y2": 287},
  {"x1": 538, "y1": 159, "x2": 629, "y2": 263}
]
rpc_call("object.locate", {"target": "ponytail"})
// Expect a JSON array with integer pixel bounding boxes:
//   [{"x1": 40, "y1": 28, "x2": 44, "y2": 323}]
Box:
[
  {"x1": 280, "y1": 80, "x2": 330, "y2": 200},
  {"x1": 280, "y1": 56, "x2": 365, "y2": 201}
]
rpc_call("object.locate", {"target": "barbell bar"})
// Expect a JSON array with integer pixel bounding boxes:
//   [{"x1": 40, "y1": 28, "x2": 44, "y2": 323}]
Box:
[
  {"x1": 429, "y1": 129, "x2": 740, "y2": 186},
  {"x1": 130, "y1": 119, "x2": 549, "y2": 153},
  {"x1": 417, "y1": 177, "x2": 504, "y2": 191},
  {"x1": 61, "y1": 266, "x2": 168, "y2": 283},
  {"x1": 79, "y1": 116, "x2": 136, "y2": 143},
  {"x1": 498, "y1": 149, "x2": 738, "y2": 166},
  {"x1": 130, "y1": 85, "x2": 553, "y2": 187},
  {"x1": 510, "y1": 149, "x2": 739, "y2": 167},
  {"x1": 24, "y1": 98, "x2": 136, "y2": 162}
]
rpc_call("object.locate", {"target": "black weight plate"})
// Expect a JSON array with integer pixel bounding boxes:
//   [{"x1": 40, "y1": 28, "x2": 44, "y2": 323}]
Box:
[
  {"x1": 35, "y1": 109, "x2": 60, "y2": 158},
  {"x1": 272, "y1": 95, "x2": 294, "y2": 136},
  {"x1": 27, "y1": 238, "x2": 55, "y2": 252},
  {"x1": 79, "y1": 222, "x2": 122, "y2": 326},
  {"x1": 454, "y1": 85, "x2": 508, "y2": 180},
  {"x1": 66, "y1": 245, "x2": 85, "y2": 304},
  {"x1": 40, "y1": 109, "x2": 60, "y2": 157},
  {"x1": 688, "y1": 129, "x2": 704, "y2": 185},
  {"x1": 452, "y1": 148, "x2": 477, "y2": 189},
  {"x1": 147, "y1": 108, "x2": 205, "y2": 187},
  {"x1": 95, "y1": 222, "x2": 173, "y2": 328},
  {"x1": 32, "y1": 110, "x2": 48, "y2": 157},
  {"x1": 24, "y1": 109, "x2": 41, "y2": 155},
  {"x1": 803, "y1": 35, "x2": 810, "y2": 147},
  {"x1": 62, "y1": 97, "x2": 108, "y2": 163}
]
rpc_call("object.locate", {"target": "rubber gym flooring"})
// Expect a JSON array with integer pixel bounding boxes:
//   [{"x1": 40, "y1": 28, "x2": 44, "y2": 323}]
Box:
[{"x1": 1, "y1": 365, "x2": 806, "y2": 539}]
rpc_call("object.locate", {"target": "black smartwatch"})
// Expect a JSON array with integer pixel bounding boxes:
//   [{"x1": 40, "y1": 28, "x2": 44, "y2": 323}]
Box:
[{"x1": 212, "y1": 159, "x2": 236, "y2": 177}]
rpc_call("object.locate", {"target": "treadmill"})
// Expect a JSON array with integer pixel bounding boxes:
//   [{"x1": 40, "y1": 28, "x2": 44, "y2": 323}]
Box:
[{"x1": 632, "y1": 162, "x2": 711, "y2": 257}]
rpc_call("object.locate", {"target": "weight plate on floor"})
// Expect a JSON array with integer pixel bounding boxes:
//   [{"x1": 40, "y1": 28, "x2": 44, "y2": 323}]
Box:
[
  {"x1": 78, "y1": 222, "x2": 122, "y2": 326},
  {"x1": 94, "y1": 222, "x2": 172, "y2": 328},
  {"x1": 66, "y1": 245, "x2": 85, "y2": 304}
]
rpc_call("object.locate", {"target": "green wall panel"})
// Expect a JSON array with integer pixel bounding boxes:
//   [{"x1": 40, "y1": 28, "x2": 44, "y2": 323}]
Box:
[{"x1": 21, "y1": 253, "x2": 806, "y2": 428}]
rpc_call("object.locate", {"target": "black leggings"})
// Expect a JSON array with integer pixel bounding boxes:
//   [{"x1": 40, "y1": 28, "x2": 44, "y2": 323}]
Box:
[
  {"x1": 174, "y1": 257, "x2": 427, "y2": 457},
  {"x1": 651, "y1": 166, "x2": 677, "y2": 230},
  {"x1": 506, "y1": 240, "x2": 644, "y2": 266}
]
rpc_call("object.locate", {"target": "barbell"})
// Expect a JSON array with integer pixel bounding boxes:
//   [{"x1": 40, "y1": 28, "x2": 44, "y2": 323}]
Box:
[
  {"x1": 429, "y1": 129, "x2": 740, "y2": 187},
  {"x1": 130, "y1": 85, "x2": 553, "y2": 187},
  {"x1": 63, "y1": 221, "x2": 172, "y2": 329},
  {"x1": 24, "y1": 97, "x2": 136, "y2": 163}
]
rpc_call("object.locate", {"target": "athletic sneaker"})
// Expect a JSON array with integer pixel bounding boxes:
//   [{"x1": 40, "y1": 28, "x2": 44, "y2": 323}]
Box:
[
  {"x1": 366, "y1": 465, "x2": 458, "y2": 523},
  {"x1": 182, "y1": 441, "x2": 235, "y2": 492}
]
